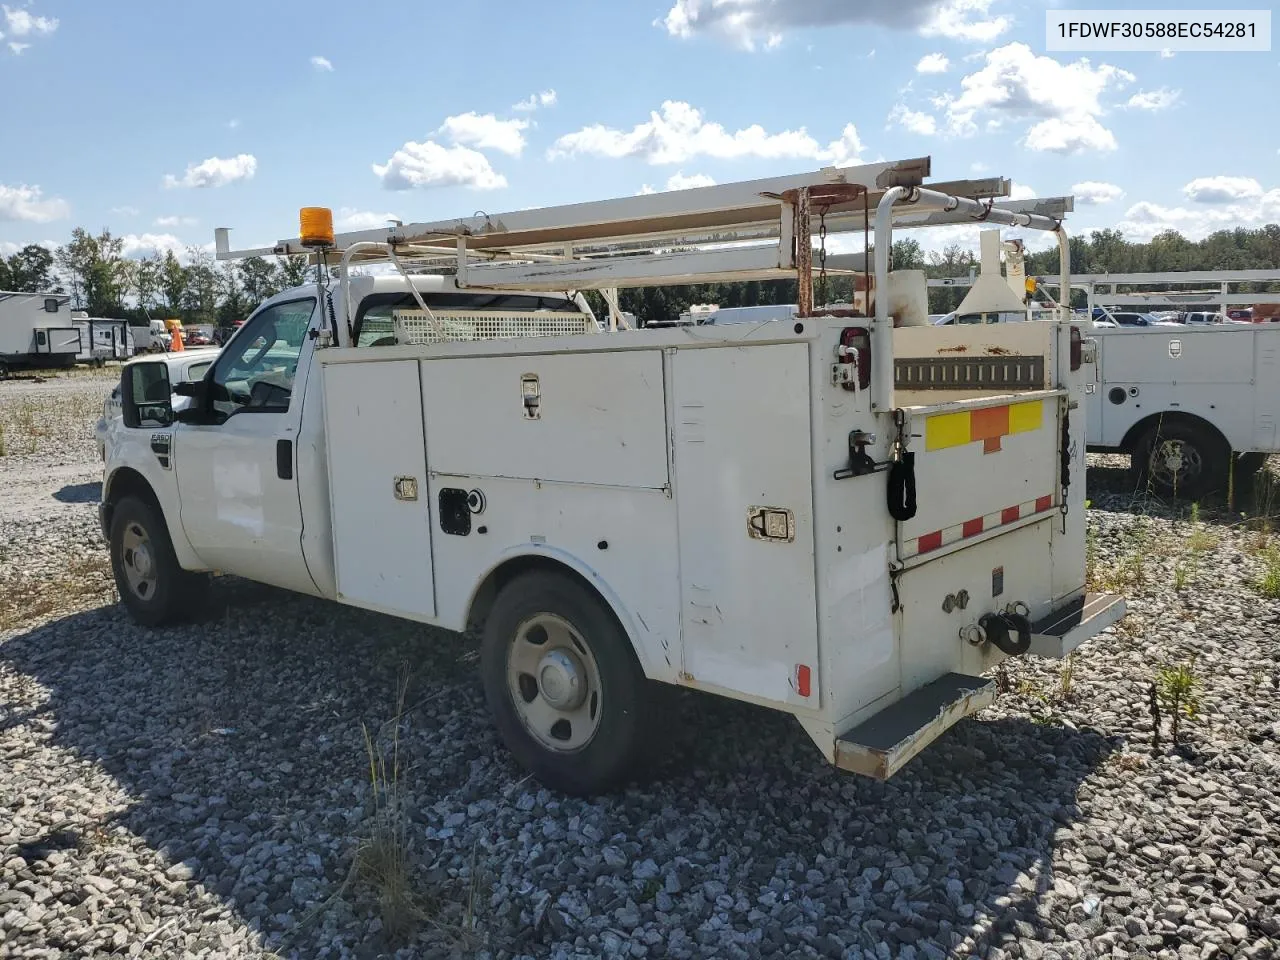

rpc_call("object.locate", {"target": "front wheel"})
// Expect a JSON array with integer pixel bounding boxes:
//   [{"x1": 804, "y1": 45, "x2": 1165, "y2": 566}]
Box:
[
  {"x1": 480, "y1": 571, "x2": 652, "y2": 796},
  {"x1": 109, "y1": 496, "x2": 208, "y2": 626},
  {"x1": 1132, "y1": 421, "x2": 1228, "y2": 499}
]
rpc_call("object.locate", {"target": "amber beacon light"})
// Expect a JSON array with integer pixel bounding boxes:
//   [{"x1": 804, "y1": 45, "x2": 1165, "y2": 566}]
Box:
[{"x1": 299, "y1": 206, "x2": 335, "y2": 248}]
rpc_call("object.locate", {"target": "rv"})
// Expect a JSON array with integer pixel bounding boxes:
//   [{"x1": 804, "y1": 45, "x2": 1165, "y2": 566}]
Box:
[
  {"x1": 0, "y1": 291, "x2": 80, "y2": 378},
  {"x1": 73, "y1": 317, "x2": 136, "y2": 365}
]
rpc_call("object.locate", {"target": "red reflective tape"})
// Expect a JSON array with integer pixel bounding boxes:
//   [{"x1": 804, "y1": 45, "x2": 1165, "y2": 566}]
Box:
[
  {"x1": 918, "y1": 531, "x2": 943, "y2": 553},
  {"x1": 1001, "y1": 506, "x2": 1021, "y2": 524},
  {"x1": 962, "y1": 517, "x2": 984, "y2": 538},
  {"x1": 1035, "y1": 495, "x2": 1052, "y2": 513},
  {"x1": 796, "y1": 664, "x2": 811, "y2": 698}
]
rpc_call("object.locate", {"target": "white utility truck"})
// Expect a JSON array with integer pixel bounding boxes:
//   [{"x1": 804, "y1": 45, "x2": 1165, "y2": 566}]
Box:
[
  {"x1": 1086, "y1": 325, "x2": 1280, "y2": 497},
  {"x1": 99, "y1": 159, "x2": 1125, "y2": 794},
  {"x1": 0, "y1": 290, "x2": 80, "y2": 378}
]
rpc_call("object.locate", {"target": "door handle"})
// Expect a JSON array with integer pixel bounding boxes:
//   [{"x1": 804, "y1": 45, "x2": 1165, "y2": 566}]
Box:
[{"x1": 276, "y1": 439, "x2": 293, "y2": 480}]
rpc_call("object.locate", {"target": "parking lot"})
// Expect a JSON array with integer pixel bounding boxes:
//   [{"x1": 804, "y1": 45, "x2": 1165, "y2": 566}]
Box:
[{"x1": 2, "y1": 370, "x2": 1279, "y2": 960}]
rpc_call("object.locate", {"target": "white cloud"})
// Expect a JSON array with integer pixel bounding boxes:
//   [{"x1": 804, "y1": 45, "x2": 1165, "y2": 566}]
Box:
[
  {"x1": 636, "y1": 184, "x2": 657, "y2": 196},
  {"x1": 889, "y1": 105, "x2": 937, "y2": 136},
  {"x1": 970, "y1": 161, "x2": 990, "y2": 173},
  {"x1": 1071, "y1": 181, "x2": 1124, "y2": 205},
  {"x1": 154, "y1": 215, "x2": 197, "y2": 227},
  {"x1": 120, "y1": 233, "x2": 187, "y2": 258},
  {"x1": 549, "y1": 100, "x2": 863, "y2": 166},
  {"x1": 111, "y1": 205, "x2": 140, "y2": 217},
  {"x1": 227, "y1": 118, "x2": 241, "y2": 129},
  {"x1": 8, "y1": 41, "x2": 30, "y2": 54},
  {"x1": 310, "y1": 55, "x2": 333, "y2": 72},
  {"x1": 658, "y1": 0, "x2": 1008, "y2": 49},
  {"x1": 163, "y1": 154, "x2": 257, "y2": 189},
  {"x1": 0, "y1": 183, "x2": 69, "y2": 222},
  {"x1": 935, "y1": 42, "x2": 1132, "y2": 153},
  {"x1": 916, "y1": 53, "x2": 949, "y2": 74},
  {"x1": 373, "y1": 141, "x2": 507, "y2": 190},
  {"x1": 1112, "y1": 188, "x2": 1280, "y2": 242},
  {"x1": 1024, "y1": 115, "x2": 1117, "y2": 154},
  {"x1": 1125, "y1": 87, "x2": 1179, "y2": 111},
  {"x1": 437, "y1": 112, "x2": 529, "y2": 157},
  {"x1": 3, "y1": 5, "x2": 57, "y2": 36},
  {"x1": 918, "y1": 0, "x2": 1009, "y2": 42},
  {"x1": 1182, "y1": 176, "x2": 1263, "y2": 204},
  {"x1": 1159, "y1": 48, "x2": 1175, "y2": 59},
  {"x1": 665, "y1": 171, "x2": 716, "y2": 190},
  {"x1": 335, "y1": 207, "x2": 402, "y2": 230},
  {"x1": 513, "y1": 89, "x2": 557, "y2": 112}
]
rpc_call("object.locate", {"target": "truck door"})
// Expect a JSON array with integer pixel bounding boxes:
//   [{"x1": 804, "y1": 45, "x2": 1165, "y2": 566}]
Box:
[{"x1": 173, "y1": 297, "x2": 319, "y2": 596}]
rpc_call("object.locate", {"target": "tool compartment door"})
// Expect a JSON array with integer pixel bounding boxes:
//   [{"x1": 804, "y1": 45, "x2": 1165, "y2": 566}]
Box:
[
  {"x1": 900, "y1": 390, "x2": 1064, "y2": 564},
  {"x1": 323, "y1": 358, "x2": 436, "y2": 619},
  {"x1": 671, "y1": 342, "x2": 819, "y2": 708}
]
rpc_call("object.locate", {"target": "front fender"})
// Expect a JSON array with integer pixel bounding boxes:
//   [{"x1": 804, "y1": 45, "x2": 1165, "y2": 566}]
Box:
[{"x1": 102, "y1": 455, "x2": 207, "y2": 573}]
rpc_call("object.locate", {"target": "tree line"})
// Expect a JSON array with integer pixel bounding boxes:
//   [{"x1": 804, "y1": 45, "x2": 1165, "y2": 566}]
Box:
[
  {"x1": 3, "y1": 223, "x2": 1278, "y2": 328},
  {"x1": 0, "y1": 228, "x2": 311, "y2": 326}
]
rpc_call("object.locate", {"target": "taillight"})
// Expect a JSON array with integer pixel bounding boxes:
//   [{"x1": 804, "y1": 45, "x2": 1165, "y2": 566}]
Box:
[
  {"x1": 840, "y1": 327, "x2": 871, "y2": 391},
  {"x1": 1069, "y1": 324, "x2": 1082, "y2": 371}
]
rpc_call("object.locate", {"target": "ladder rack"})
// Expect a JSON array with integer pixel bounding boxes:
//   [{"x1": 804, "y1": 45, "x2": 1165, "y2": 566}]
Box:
[{"x1": 213, "y1": 155, "x2": 1076, "y2": 412}]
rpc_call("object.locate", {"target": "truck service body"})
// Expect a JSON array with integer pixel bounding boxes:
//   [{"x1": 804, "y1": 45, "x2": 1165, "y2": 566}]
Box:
[{"x1": 99, "y1": 158, "x2": 1125, "y2": 794}]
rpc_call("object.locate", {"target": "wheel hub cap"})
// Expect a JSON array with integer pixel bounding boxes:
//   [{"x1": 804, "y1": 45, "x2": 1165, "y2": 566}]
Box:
[
  {"x1": 132, "y1": 543, "x2": 153, "y2": 578},
  {"x1": 537, "y1": 649, "x2": 587, "y2": 710}
]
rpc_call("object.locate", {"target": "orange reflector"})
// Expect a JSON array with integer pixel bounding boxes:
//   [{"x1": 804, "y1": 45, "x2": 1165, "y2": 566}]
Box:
[{"x1": 796, "y1": 664, "x2": 812, "y2": 698}]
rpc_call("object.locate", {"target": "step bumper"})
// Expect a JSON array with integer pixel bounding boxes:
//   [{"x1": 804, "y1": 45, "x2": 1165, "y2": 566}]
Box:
[
  {"x1": 1029, "y1": 591, "x2": 1126, "y2": 658},
  {"x1": 835, "y1": 672, "x2": 995, "y2": 781}
]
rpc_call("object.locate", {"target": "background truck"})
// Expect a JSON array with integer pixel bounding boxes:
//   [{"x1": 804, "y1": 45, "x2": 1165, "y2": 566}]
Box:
[
  {"x1": 99, "y1": 159, "x2": 1123, "y2": 794},
  {"x1": 1087, "y1": 324, "x2": 1280, "y2": 497},
  {"x1": 0, "y1": 290, "x2": 80, "y2": 378}
]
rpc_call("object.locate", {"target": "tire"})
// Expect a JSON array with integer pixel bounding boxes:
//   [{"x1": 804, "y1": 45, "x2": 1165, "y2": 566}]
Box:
[
  {"x1": 1132, "y1": 420, "x2": 1228, "y2": 500},
  {"x1": 108, "y1": 495, "x2": 208, "y2": 626},
  {"x1": 480, "y1": 571, "x2": 651, "y2": 796},
  {"x1": 0, "y1": 360, "x2": 9, "y2": 380}
]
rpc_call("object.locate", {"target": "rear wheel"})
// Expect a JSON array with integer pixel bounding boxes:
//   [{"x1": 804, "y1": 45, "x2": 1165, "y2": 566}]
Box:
[
  {"x1": 0, "y1": 360, "x2": 9, "y2": 380},
  {"x1": 109, "y1": 496, "x2": 208, "y2": 626},
  {"x1": 1132, "y1": 421, "x2": 1228, "y2": 499},
  {"x1": 480, "y1": 571, "x2": 651, "y2": 795}
]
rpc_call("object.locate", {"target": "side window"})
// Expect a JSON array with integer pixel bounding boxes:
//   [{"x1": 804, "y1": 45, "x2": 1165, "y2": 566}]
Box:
[
  {"x1": 208, "y1": 299, "x2": 314, "y2": 418},
  {"x1": 356, "y1": 306, "x2": 397, "y2": 347}
]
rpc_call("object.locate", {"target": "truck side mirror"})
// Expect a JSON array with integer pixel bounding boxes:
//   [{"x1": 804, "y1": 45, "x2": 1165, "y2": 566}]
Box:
[{"x1": 121, "y1": 361, "x2": 173, "y2": 428}]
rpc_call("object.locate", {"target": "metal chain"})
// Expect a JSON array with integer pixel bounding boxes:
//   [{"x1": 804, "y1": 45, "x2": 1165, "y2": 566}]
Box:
[{"x1": 817, "y1": 208, "x2": 829, "y2": 308}]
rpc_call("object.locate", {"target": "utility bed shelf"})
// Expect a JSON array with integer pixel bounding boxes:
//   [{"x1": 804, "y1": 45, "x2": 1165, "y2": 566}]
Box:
[{"x1": 835, "y1": 673, "x2": 995, "y2": 781}]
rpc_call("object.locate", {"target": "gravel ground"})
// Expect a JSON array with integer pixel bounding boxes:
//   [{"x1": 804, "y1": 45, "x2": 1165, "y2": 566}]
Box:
[{"x1": 2, "y1": 374, "x2": 1279, "y2": 960}]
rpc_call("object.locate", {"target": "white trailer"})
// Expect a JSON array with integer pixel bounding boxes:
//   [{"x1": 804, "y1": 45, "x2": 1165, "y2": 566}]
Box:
[
  {"x1": 98, "y1": 159, "x2": 1124, "y2": 794},
  {"x1": 73, "y1": 317, "x2": 136, "y2": 364},
  {"x1": 0, "y1": 290, "x2": 80, "y2": 378}
]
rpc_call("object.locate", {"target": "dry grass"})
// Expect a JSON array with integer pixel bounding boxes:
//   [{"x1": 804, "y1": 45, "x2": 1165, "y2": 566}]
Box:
[{"x1": 0, "y1": 553, "x2": 116, "y2": 634}]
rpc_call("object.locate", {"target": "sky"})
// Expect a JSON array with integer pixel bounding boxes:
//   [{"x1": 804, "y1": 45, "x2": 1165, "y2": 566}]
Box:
[{"x1": 0, "y1": 0, "x2": 1276, "y2": 263}]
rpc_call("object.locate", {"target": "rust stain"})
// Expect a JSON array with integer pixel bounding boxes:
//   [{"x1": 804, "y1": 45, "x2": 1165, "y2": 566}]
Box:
[
  {"x1": 936, "y1": 345, "x2": 969, "y2": 354},
  {"x1": 985, "y1": 346, "x2": 1013, "y2": 356}
]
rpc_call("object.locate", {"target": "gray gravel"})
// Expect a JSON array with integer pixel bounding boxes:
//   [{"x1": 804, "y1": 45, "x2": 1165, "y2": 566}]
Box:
[{"x1": 2, "y1": 377, "x2": 1279, "y2": 959}]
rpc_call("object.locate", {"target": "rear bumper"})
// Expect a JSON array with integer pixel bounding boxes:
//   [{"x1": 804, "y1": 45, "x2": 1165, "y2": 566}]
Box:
[{"x1": 832, "y1": 592, "x2": 1126, "y2": 781}]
